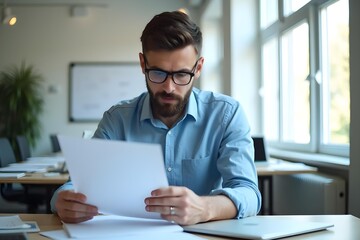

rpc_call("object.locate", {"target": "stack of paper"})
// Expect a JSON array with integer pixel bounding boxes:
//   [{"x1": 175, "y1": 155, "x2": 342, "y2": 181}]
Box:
[
  {"x1": 27, "y1": 156, "x2": 66, "y2": 172},
  {"x1": 0, "y1": 165, "x2": 47, "y2": 173},
  {"x1": 26, "y1": 156, "x2": 65, "y2": 165},
  {"x1": 64, "y1": 215, "x2": 184, "y2": 238},
  {"x1": 41, "y1": 215, "x2": 204, "y2": 240},
  {"x1": 0, "y1": 215, "x2": 39, "y2": 234},
  {"x1": 9, "y1": 162, "x2": 59, "y2": 170},
  {"x1": 0, "y1": 156, "x2": 66, "y2": 173},
  {"x1": 0, "y1": 173, "x2": 25, "y2": 178}
]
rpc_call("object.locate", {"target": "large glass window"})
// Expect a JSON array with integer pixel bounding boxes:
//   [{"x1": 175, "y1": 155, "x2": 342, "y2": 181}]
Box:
[
  {"x1": 281, "y1": 22, "x2": 310, "y2": 144},
  {"x1": 260, "y1": 0, "x2": 278, "y2": 29},
  {"x1": 262, "y1": 37, "x2": 279, "y2": 141},
  {"x1": 283, "y1": 0, "x2": 311, "y2": 16},
  {"x1": 260, "y1": 0, "x2": 349, "y2": 157},
  {"x1": 320, "y1": 0, "x2": 350, "y2": 146}
]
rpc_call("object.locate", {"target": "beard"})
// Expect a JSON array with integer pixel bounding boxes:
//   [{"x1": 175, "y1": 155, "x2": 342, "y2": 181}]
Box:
[{"x1": 147, "y1": 82, "x2": 192, "y2": 118}]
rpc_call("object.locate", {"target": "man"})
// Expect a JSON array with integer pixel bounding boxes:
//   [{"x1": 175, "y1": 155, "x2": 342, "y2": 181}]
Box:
[{"x1": 51, "y1": 11, "x2": 261, "y2": 225}]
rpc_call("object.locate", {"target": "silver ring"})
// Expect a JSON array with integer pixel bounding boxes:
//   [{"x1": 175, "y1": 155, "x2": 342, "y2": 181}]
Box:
[{"x1": 170, "y1": 206, "x2": 176, "y2": 215}]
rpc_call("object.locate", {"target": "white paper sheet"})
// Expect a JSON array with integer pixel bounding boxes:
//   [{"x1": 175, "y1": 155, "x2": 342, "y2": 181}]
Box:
[
  {"x1": 0, "y1": 216, "x2": 40, "y2": 234},
  {"x1": 63, "y1": 215, "x2": 186, "y2": 239},
  {"x1": 0, "y1": 215, "x2": 29, "y2": 229},
  {"x1": 58, "y1": 136, "x2": 169, "y2": 219},
  {"x1": 40, "y1": 230, "x2": 70, "y2": 240},
  {"x1": 41, "y1": 228, "x2": 205, "y2": 240}
]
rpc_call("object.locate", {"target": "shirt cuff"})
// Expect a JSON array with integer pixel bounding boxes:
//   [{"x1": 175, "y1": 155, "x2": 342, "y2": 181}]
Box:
[
  {"x1": 210, "y1": 187, "x2": 261, "y2": 218},
  {"x1": 50, "y1": 181, "x2": 74, "y2": 213}
]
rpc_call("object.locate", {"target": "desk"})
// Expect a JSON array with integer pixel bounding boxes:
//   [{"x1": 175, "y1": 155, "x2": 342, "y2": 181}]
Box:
[
  {"x1": 256, "y1": 160, "x2": 317, "y2": 215},
  {"x1": 0, "y1": 173, "x2": 69, "y2": 213},
  {"x1": 0, "y1": 173, "x2": 69, "y2": 185},
  {"x1": 7, "y1": 214, "x2": 360, "y2": 240}
]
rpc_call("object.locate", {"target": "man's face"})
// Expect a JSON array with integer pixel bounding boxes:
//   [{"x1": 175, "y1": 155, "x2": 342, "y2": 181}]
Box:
[{"x1": 139, "y1": 46, "x2": 203, "y2": 119}]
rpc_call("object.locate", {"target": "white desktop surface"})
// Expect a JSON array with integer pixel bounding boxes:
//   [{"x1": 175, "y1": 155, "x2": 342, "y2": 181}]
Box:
[{"x1": 4, "y1": 214, "x2": 358, "y2": 240}]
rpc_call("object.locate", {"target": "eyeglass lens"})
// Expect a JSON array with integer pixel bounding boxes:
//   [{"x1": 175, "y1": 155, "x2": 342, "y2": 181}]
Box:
[{"x1": 148, "y1": 70, "x2": 192, "y2": 85}]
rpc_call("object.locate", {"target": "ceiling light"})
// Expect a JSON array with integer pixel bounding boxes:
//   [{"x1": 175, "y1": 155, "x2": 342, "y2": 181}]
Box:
[
  {"x1": 178, "y1": 8, "x2": 189, "y2": 15},
  {"x1": 2, "y1": 7, "x2": 17, "y2": 25},
  {"x1": 2, "y1": 0, "x2": 17, "y2": 26}
]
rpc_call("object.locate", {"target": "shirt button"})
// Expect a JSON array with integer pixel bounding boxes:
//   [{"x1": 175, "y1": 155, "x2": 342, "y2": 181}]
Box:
[
  {"x1": 167, "y1": 167, "x2": 172, "y2": 172},
  {"x1": 168, "y1": 131, "x2": 172, "y2": 135}
]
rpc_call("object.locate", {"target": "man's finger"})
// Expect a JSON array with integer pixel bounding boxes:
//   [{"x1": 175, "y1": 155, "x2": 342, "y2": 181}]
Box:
[{"x1": 151, "y1": 186, "x2": 186, "y2": 197}]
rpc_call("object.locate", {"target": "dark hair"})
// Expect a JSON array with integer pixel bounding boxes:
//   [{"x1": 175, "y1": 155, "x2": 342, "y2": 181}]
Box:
[{"x1": 140, "y1": 11, "x2": 202, "y2": 55}]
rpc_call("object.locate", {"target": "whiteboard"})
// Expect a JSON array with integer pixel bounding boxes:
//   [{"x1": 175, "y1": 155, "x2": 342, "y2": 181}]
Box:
[{"x1": 69, "y1": 62, "x2": 146, "y2": 122}]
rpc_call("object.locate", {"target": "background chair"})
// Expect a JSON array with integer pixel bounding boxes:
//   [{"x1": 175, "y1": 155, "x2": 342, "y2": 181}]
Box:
[
  {"x1": 82, "y1": 130, "x2": 94, "y2": 139},
  {"x1": 0, "y1": 138, "x2": 46, "y2": 213},
  {"x1": 50, "y1": 134, "x2": 61, "y2": 153},
  {"x1": 16, "y1": 135, "x2": 32, "y2": 161}
]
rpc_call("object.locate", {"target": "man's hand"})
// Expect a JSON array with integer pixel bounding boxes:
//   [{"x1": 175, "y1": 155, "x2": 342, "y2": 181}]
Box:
[
  {"x1": 55, "y1": 190, "x2": 98, "y2": 223},
  {"x1": 144, "y1": 186, "x2": 210, "y2": 225}
]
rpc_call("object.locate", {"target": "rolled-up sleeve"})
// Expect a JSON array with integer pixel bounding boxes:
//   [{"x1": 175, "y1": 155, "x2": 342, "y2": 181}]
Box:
[
  {"x1": 50, "y1": 181, "x2": 74, "y2": 213},
  {"x1": 210, "y1": 102, "x2": 262, "y2": 218}
]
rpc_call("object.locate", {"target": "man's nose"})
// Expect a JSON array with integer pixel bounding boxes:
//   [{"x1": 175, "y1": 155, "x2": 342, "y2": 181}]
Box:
[{"x1": 162, "y1": 74, "x2": 176, "y2": 93}]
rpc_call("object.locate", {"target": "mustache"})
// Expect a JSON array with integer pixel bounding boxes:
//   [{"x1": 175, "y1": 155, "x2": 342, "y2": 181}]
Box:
[{"x1": 157, "y1": 92, "x2": 178, "y2": 99}]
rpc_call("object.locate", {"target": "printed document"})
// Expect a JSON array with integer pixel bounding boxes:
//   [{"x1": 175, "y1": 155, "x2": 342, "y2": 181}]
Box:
[{"x1": 58, "y1": 136, "x2": 169, "y2": 219}]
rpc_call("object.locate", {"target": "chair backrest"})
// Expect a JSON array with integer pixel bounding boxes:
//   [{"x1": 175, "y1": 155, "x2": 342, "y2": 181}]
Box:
[
  {"x1": 0, "y1": 138, "x2": 17, "y2": 167},
  {"x1": 50, "y1": 134, "x2": 61, "y2": 153},
  {"x1": 16, "y1": 135, "x2": 31, "y2": 161}
]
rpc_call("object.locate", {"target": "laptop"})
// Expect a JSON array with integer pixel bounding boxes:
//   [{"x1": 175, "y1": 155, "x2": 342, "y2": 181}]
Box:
[
  {"x1": 252, "y1": 137, "x2": 270, "y2": 166},
  {"x1": 183, "y1": 216, "x2": 334, "y2": 240}
]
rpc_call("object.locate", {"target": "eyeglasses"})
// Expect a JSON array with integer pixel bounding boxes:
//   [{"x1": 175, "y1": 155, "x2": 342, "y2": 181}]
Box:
[{"x1": 144, "y1": 56, "x2": 199, "y2": 86}]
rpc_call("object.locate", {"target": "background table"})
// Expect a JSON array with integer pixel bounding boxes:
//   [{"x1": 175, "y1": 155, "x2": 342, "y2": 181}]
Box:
[
  {"x1": 0, "y1": 173, "x2": 69, "y2": 185},
  {"x1": 0, "y1": 173, "x2": 69, "y2": 213},
  {"x1": 256, "y1": 159, "x2": 317, "y2": 214}
]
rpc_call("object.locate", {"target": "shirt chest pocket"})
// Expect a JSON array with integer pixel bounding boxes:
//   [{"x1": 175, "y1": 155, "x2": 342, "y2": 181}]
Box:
[{"x1": 181, "y1": 156, "x2": 219, "y2": 195}]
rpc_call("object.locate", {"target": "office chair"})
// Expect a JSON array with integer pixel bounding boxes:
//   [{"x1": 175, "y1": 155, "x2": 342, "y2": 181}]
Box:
[
  {"x1": 50, "y1": 134, "x2": 61, "y2": 153},
  {"x1": 16, "y1": 135, "x2": 32, "y2": 161},
  {"x1": 0, "y1": 138, "x2": 46, "y2": 213}
]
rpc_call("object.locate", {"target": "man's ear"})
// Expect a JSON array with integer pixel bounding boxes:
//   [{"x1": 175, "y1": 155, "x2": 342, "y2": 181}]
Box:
[
  {"x1": 139, "y1": 53, "x2": 145, "y2": 74},
  {"x1": 194, "y1": 57, "x2": 204, "y2": 79}
]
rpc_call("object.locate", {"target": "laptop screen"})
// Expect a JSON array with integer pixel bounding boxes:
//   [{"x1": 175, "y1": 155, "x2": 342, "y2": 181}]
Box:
[{"x1": 252, "y1": 137, "x2": 267, "y2": 162}]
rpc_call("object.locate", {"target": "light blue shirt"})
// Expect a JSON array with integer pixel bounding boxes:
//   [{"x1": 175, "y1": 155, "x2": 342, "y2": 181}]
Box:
[{"x1": 51, "y1": 88, "x2": 261, "y2": 218}]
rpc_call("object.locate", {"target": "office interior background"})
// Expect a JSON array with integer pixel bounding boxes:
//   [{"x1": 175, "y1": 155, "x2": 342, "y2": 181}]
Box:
[{"x1": 0, "y1": 0, "x2": 359, "y2": 218}]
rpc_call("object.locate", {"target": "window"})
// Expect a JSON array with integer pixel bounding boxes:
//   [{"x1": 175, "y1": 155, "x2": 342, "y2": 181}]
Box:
[
  {"x1": 283, "y1": 0, "x2": 311, "y2": 17},
  {"x1": 281, "y1": 22, "x2": 310, "y2": 144},
  {"x1": 260, "y1": 0, "x2": 349, "y2": 157},
  {"x1": 260, "y1": 0, "x2": 278, "y2": 29},
  {"x1": 262, "y1": 37, "x2": 279, "y2": 141},
  {"x1": 319, "y1": 0, "x2": 350, "y2": 153}
]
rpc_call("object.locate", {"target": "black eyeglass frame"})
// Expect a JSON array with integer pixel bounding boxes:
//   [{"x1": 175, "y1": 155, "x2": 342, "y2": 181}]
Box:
[{"x1": 143, "y1": 55, "x2": 199, "y2": 86}]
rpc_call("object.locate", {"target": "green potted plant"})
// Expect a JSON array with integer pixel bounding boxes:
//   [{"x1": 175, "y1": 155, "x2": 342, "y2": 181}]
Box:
[{"x1": 0, "y1": 62, "x2": 44, "y2": 158}]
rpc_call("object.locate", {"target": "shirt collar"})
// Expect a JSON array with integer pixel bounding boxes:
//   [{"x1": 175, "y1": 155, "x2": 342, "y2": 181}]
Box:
[
  {"x1": 140, "y1": 90, "x2": 198, "y2": 122},
  {"x1": 187, "y1": 91, "x2": 198, "y2": 121},
  {"x1": 140, "y1": 94, "x2": 153, "y2": 121}
]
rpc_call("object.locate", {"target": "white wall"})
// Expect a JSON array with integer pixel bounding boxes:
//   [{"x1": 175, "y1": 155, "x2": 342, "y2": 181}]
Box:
[
  {"x1": 0, "y1": 0, "x2": 189, "y2": 155},
  {"x1": 227, "y1": 0, "x2": 260, "y2": 134},
  {"x1": 199, "y1": 0, "x2": 261, "y2": 135}
]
